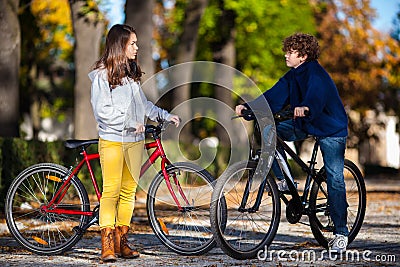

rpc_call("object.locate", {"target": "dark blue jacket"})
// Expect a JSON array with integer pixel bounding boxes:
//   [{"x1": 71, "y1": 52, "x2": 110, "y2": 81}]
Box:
[{"x1": 249, "y1": 60, "x2": 348, "y2": 137}]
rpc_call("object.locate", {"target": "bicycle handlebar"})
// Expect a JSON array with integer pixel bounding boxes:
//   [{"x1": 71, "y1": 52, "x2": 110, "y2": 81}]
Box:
[
  {"x1": 125, "y1": 119, "x2": 176, "y2": 138},
  {"x1": 274, "y1": 108, "x2": 309, "y2": 121},
  {"x1": 145, "y1": 120, "x2": 175, "y2": 136},
  {"x1": 232, "y1": 108, "x2": 309, "y2": 122},
  {"x1": 231, "y1": 109, "x2": 256, "y2": 120}
]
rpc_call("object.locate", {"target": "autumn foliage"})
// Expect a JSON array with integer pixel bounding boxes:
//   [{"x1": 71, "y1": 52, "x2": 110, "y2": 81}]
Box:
[{"x1": 7, "y1": 0, "x2": 400, "y2": 143}]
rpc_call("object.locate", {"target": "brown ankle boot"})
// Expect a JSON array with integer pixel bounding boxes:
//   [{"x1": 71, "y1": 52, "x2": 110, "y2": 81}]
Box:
[
  {"x1": 114, "y1": 225, "x2": 140, "y2": 258},
  {"x1": 101, "y1": 228, "x2": 116, "y2": 262}
]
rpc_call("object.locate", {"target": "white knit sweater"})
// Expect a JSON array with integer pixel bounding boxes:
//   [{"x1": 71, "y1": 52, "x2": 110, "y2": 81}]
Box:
[{"x1": 89, "y1": 69, "x2": 172, "y2": 142}]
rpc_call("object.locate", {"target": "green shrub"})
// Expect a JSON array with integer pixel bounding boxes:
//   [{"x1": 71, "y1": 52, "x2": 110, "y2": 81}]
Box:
[{"x1": 0, "y1": 137, "x2": 238, "y2": 210}]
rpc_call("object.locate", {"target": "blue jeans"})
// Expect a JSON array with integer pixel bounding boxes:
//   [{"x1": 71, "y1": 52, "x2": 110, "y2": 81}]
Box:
[
  {"x1": 267, "y1": 120, "x2": 349, "y2": 236},
  {"x1": 267, "y1": 120, "x2": 307, "y2": 181}
]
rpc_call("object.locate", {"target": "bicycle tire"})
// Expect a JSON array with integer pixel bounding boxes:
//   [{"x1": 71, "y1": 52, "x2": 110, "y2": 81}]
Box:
[
  {"x1": 146, "y1": 162, "x2": 219, "y2": 256},
  {"x1": 5, "y1": 163, "x2": 90, "y2": 255},
  {"x1": 309, "y1": 159, "x2": 366, "y2": 248},
  {"x1": 210, "y1": 160, "x2": 281, "y2": 260}
]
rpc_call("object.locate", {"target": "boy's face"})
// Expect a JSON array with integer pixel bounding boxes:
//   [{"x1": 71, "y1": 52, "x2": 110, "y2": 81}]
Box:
[{"x1": 285, "y1": 50, "x2": 307, "y2": 68}]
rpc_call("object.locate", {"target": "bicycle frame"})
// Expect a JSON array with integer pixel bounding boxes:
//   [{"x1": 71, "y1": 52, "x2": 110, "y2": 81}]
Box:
[
  {"x1": 275, "y1": 136, "x2": 322, "y2": 207},
  {"x1": 42, "y1": 127, "x2": 191, "y2": 219},
  {"x1": 140, "y1": 136, "x2": 190, "y2": 210},
  {"x1": 240, "y1": 135, "x2": 322, "y2": 214},
  {"x1": 42, "y1": 148, "x2": 100, "y2": 217}
]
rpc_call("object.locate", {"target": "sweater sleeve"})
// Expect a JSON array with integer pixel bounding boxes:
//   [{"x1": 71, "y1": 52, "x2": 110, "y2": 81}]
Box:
[
  {"x1": 246, "y1": 73, "x2": 290, "y2": 114},
  {"x1": 264, "y1": 75, "x2": 291, "y2": 113},
  {"x1": 139, "y1": 88, "x2": 172, "y2": 122},
  {"x1": 90, "y1": 71, "x2": 126, "y2": 131}
]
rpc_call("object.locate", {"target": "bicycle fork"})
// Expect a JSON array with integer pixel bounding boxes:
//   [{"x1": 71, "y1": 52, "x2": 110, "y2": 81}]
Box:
[
  {"x1": 238, "y1": 166, "x2": 269, "y2": 213},
  {"x1": 143, "y1": 139, "x2": 191, "y2": 211},
  {"x1": 162, "y1": 166, "x2": 191, "y2": 211}
]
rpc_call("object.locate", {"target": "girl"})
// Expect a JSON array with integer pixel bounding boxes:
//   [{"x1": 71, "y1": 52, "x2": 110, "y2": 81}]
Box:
[{"x1": 89, "y1": 24, "x2": 180, "y2": 262}]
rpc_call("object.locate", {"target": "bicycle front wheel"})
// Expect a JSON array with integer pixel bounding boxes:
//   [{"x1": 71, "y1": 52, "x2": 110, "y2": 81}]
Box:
[
  {"x1": 146, "y1": 162, "x2": 217, "y2": 256},
  {"x1": 5, "y1": 163, "x2": 90, "y2": 255},
  {"x1": 309, "y1": 159, "x2": 366, "y2": 248},
  {"x1": 210, "y1": 160, "x2": 281, "y2": 260}
]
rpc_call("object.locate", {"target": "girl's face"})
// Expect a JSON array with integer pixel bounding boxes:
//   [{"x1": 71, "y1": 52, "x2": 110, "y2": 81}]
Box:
[
  {"x1": 285, "y1": 50, "x2": 307, "y2": 68},
  {"x1": 125, "y1": 33, "x2": 138, "y2": 60}
]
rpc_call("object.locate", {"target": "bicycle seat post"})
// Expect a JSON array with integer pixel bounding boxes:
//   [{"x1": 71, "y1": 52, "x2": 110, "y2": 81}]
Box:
[
  {"x1": 307, "y1": 138, "x2": 320, "y2": 171},
  {"x1": 301, "y1": 138, "x2": 320, "y2": 204}
]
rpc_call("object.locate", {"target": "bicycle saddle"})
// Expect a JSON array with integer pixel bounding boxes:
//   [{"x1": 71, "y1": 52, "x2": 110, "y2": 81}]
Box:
[{"x1": 64, "y1": 139, "x2": 99, "y2": 149}]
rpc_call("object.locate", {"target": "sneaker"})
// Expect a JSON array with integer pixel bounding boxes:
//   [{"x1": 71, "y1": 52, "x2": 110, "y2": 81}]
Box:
[
  {"x1": 266, "y1": 179, "x2": 290, "y2": 192},
  {"x1": 328, "y1": 234, "x2": 348, "y2": 253},
  {"x1": 276, "y1": 179, "x2": 289, "y2": 191}
]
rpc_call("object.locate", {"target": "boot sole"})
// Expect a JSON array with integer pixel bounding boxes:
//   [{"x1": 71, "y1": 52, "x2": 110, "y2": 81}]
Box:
[
  {"x1": 121, "y1": 253, "x2": 140, "y2": 259},
  {"x1": 102, "y1": 255, "x2": 117, "y2": 262}
]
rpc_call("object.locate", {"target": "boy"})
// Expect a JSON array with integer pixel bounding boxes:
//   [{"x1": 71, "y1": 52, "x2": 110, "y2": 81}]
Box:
[{"x1": 236, "y1": 33, "x2": 349, "y2": 253}]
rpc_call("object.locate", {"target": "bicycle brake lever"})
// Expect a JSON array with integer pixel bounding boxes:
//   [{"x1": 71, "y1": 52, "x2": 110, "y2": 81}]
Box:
[
  {"x1": 125, "y1": 127, "x2": 137, "y2": 134},
  {"x1": 231, "y1": 115, "x2": 241, "y2": 120}
]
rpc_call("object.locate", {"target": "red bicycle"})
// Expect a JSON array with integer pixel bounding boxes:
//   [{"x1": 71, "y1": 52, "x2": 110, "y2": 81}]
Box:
[{"x1": 5, "y1": 120, "x2": 220, "y2": 256}]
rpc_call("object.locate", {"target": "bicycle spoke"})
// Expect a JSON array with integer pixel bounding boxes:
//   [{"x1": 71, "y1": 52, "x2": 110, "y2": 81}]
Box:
[
  {"x1": 6, "y1": 164, "x2": 90, "y2": 255},
  {"x1": 309, "y1": 160, "x2": 366, "y2": 248},
  {"x1": 147, "y1": 162, "x2": 216, "y2": 255},
  {"x1": 210, "y1": 161, "x2": 281, "y2": 259}
]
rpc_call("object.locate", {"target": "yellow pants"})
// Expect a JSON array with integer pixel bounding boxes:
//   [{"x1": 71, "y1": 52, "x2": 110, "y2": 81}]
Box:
[{"x1": 98, "y1": 138, "x2": 144, "y2": 229}]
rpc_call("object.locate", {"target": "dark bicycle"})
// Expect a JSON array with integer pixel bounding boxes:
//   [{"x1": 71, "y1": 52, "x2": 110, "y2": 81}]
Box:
[{"x1": 210, "y1": 109, "x2": 366, "y2": 260}]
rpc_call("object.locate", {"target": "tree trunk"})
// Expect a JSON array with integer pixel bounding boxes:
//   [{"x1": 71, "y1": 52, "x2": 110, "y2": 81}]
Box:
[
  {"x1": 125, "y1": 0, "x2": 158, "y2": 102},
  {"x1": 172, "y1": 0, "x2": 209, "y2": 143},
  {"x1": 213, "y1": 7, "x2": 236, "y2": 146},
  {"x1": 0, "y1": 0, "x2": 20, "y2": 137},
  {"x1": 70, "y1": 0, "x2": 105, "y2": 139}
]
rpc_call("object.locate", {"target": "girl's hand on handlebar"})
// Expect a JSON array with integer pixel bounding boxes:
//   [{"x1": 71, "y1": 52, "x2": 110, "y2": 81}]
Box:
[
  {"x1": 134, "y1": 124, "x2": 146, "y2": 134},
  {"x1": 169, "y1": 115, "x2": 181, "y2": 127},
  {"x1": 294, "y1": 106, "x2": 309, "y2": 118},
  {"x1": 235, "y1": 105, "x2": 247, "y2": 116}
]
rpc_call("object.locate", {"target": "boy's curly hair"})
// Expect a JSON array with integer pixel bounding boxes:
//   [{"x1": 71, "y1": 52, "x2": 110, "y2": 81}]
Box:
[{"x1": 282, "y1": 33, "x2": 320, "y2": 61}]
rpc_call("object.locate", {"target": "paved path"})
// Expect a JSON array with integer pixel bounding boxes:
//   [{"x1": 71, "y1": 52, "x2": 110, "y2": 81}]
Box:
[{"x1": 0, "y1": 177, "x2": 399, "y2": 267}]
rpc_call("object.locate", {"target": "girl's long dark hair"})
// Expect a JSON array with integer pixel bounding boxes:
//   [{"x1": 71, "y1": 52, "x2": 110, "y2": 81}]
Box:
[{"x1": 94, "y1": 24, "x2": 142, "y2": 87}]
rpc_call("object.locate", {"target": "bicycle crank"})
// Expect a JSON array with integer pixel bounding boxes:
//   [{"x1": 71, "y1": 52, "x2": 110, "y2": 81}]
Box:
[{"x1": 286, "y1": 199, "x2": 303, "y2": 224}]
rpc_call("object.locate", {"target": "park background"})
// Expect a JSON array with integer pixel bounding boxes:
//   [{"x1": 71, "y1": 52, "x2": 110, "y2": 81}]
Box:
[{"x1": 0, "y1": 0, "x2": 399, "y2": 206}]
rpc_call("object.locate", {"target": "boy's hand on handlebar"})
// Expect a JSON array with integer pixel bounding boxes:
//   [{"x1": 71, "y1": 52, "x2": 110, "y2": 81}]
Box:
[
  {"x1": 169, "y1": 115, "x2": 181, "y2": 127},
  {"x1": 235, "y1": 105, "x2": 247, "y2": 116},
  {"x1": 294, "y1": 106, "x2": 309, "y2": 118}
]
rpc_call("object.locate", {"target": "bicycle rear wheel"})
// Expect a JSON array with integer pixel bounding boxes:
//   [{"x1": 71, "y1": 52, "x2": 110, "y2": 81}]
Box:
[
  {"x1": 146, "y1": 162, "x2": 219, "y2": 256},
  {"x1": 309, "y1": 159, "x2": 366, "y2": 248},
  {"x1": 5, "y1": 163, "x2": 90, "y2": 255},
  {"x1": 210, "y1": 160, "x2": 281, "y2": 260}
]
